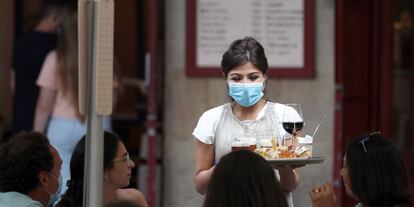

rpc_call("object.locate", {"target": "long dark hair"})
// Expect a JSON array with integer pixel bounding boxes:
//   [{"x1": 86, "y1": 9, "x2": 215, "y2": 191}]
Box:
[
  {"x1": 346, "y1": 133, "x2": 411, "y2": 206},
  {"x1": 56, "y1": 131, "x2": 120, "y2": 207},
  {"x1": 56, "y1": 5, "x2": 85, "y2": 121},
  {"x1": 203, "y1": 150, "x2": 288, "y2": 207},
  {"x1": 221, "y1": 36, "x2": 268, "y2": 78}
]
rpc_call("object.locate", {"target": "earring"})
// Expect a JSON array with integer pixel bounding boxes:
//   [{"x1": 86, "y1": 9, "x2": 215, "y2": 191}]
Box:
[{"x1": 103, "y1": 174, "x2": 111, "y2": 184}]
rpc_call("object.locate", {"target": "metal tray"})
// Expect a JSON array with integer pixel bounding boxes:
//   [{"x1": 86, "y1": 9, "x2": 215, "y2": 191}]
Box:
[{"x1": 267, "y1": 157, "x2": 325, "y2": 167}]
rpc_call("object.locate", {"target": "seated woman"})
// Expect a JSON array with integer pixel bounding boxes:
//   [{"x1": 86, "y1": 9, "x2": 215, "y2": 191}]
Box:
[
  {"x1": 56, "y1": 131, "x2": 148, "y2": 207},
  {"x1": 203, "y1": 150, "x2": 288, "y2": 207},
  {"x1": 310, "y1": 132, "x2": 411, "y2": 207}
]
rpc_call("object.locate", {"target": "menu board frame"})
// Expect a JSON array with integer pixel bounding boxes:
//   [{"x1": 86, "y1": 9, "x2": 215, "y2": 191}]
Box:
[{"x1": 186, "y1": 0, "x2": 315, "y2": 78}]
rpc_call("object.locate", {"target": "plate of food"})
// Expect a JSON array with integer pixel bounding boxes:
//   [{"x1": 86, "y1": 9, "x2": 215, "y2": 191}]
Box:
[
  {"x1": 231, "y1": 132, "x2": 325, "y2": 167},
  {"x1": 251, "y1": 137, "x2": 325, "y2": 167}
]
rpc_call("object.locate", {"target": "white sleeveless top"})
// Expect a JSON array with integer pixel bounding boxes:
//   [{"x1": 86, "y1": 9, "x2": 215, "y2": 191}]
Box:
[{"x1": 193, "y1": 101, "x2": 299, "y2": 207}]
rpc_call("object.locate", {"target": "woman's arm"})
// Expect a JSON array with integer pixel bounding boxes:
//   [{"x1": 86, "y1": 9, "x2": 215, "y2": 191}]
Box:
[
  {"x1": 194, "y1": 139, "x2": 215, "y2": 194},
  {"x1": 277, "y1": 166, "x2": 300, "y2": 192},
  {"x1": 33, "y1": 87, "x2": 56, "y2": 132}
]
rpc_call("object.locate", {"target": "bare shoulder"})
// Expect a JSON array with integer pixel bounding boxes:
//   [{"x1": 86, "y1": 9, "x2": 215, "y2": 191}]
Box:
[{"x1": 117, "y1": 188, "x2": 148, "y2": 207}]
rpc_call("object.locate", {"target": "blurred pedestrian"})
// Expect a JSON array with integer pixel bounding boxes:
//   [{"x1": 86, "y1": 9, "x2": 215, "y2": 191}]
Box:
[
  {"x1": 11, "y1": 0, "x2": 70, "y2": 135},
  {"x1": 33, "y1": 5, "x2": 112, "y2": 194}
]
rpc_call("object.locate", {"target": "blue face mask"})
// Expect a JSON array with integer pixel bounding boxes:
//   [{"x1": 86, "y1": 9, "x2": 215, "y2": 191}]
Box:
[
  {"x1": 44, "y1": 173, "x2": 62, "y2": 207},
  {"x1": 228, "y1": 81, "x2": 264, "y2": 107}
]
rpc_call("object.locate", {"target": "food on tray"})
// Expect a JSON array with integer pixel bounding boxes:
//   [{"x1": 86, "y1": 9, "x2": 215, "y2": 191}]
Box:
[
  {"x1": 297, "y1": 150, "x2": 312, "y2": 159},
  {"x1": 252, "y1": 137, "x2": 313, "y2": 160},
  {"x1": 232, "y1": 134, "x2": 314, "y2": 160},
  {"x1": 279, "y1": 150, "x2": 297, "y2": 159}
]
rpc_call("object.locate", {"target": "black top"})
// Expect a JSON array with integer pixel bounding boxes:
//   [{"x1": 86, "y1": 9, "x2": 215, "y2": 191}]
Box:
[{"x1": 11, "y1": 30, "x2": 57, "y2": 133}]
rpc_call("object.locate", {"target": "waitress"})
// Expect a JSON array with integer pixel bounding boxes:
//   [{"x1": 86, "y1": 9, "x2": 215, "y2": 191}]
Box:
[{"x1": 193, "y1": 37, "x2": 301, "y2": 206}]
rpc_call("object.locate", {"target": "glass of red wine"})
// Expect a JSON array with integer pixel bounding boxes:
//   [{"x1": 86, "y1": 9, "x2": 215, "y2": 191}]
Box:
[{"x1": 282, "y1": 103, "x2": 304, "y2": 146}]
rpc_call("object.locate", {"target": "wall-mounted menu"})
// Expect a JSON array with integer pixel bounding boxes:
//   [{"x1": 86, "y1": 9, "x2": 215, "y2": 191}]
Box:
[{"x1": 196, "y1": 0, "x2": 304, "y2": 68}]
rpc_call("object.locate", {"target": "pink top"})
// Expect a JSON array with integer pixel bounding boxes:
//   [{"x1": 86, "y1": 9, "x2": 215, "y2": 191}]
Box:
[{"x1": 37, "y1": 51, "x2": 78, "y2": 119}]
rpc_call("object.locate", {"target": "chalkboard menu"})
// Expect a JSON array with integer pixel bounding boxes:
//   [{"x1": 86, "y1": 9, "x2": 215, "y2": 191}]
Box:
[{"x1": 186, "y1": 0, "x2": 314, "y2": 78}]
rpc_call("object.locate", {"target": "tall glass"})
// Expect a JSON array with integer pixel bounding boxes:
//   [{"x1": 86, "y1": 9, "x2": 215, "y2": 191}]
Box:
[{"x1": 232, "y1": 131, "x2": 256, "y2": 152}]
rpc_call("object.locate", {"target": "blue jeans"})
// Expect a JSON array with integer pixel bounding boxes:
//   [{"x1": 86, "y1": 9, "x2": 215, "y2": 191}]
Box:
[{"x1": 46, "y1": 116, "x2": 111, "y2": 195}]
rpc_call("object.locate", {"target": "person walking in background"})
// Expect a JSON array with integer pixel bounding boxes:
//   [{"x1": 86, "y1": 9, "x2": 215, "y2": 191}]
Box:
[
  {"x1": 193, "y1": 37, "x2": 301, "y2": 206},
  {"x1": 11, "y1": 0, "x2": 69, "y2": 135},
  {"x1": 0, "y1": 132, "x2": 62, "y2": 207},
  {"x1": 56, "y1": 131, "x2": 147, "y2": 207},
  {"x1": 203, "y1": 150, "x2": 288, "y2": 207},
  {"x1": 309, "y1": 132, "x2": 411, "y2": 207},
  {"x1": 33, "y1": 5, "x2": 111, "y2": 195}
]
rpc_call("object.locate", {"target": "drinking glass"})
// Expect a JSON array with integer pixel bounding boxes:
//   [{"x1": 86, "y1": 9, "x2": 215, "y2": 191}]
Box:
[
  {"x1": 232, "y1": 131, "x2": 256, "y2": 152},
  {"x1": 282, "y1": 103, "x2": 304, "y2": 146}
]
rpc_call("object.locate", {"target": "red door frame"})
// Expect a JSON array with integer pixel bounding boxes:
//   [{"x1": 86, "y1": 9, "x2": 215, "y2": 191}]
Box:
[
  {"x1": 146, "y1": 0, "x2": 162, "y2": 206},
  {"x1": 411, "y1": 0, "x2": 414, "y2": 190},
  {"x1": 333, "y1": 0, "x2": 344, "y2": 204},
  {"x1": 335, "y1": 0, "x2": 377, "y2": 205},
  {"x1": 335, "y1": 0, "x2": 414, "y2": 206}
]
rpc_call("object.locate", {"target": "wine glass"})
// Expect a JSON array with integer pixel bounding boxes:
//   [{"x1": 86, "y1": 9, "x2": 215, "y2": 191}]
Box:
[{"x1": 282, "y1": 103, "x2": 304, "y2": 146}]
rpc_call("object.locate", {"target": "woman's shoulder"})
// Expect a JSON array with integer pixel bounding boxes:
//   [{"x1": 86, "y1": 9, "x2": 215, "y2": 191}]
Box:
[
  {"x1": 41, "y1": 50, "x2": 58, "y2": 69},
  {"x1": 47, "y1": 50, "x2": 57, "y2": 56},
  {"x1": 199, "y1": 103, "x2": 228, "y2": 120},
  {"x1": 204, "y1": 103, "x2": 229, "y2": 113},
  {"x1": 37, "y1": 50, "x2": 58, "y2": 86},
  {"x1": 266, "y1": 101, "x2": 285, "y2": 111},
  {"x1": 116, "y1": 188, "x2": 148, "y2": 207},
  {"x1": 44, "y1": 50, "x2": 57, "y2": 63}
]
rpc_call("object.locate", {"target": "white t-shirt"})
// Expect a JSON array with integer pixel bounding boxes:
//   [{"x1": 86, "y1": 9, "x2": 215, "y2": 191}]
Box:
[
  {"x1": 0, "y1": 192, "x2": 43, "y2": 207},
  {"x1": 193, "y1": 102, "x2": 300, "y2": 147}
]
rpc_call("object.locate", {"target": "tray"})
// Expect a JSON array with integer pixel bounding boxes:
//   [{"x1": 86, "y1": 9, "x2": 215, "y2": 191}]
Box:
[{"x1": 267, "y1": 157, "x2": 325, "y2": 167}]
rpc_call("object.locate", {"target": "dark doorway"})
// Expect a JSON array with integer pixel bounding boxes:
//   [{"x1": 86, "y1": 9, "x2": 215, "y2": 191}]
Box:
[{"x1": 336, "y1": 0, "x2": 414, "y2": 206}]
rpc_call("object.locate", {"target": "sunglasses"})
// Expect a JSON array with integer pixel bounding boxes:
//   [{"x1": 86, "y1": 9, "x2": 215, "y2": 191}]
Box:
[{"x1": 358, "y1": 131, "x2": 381, "y2": 153}]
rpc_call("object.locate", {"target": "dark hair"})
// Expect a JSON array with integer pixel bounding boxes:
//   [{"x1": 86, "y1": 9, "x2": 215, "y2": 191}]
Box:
[
  {"x1": 0, "y1": 131, "x2": 53, "y2": 194},
  {"x1": 346, "y1": 133, "x2": 411, "y2": 206},
  {"x1": 105, "y1": 200, "x2": 141, "y2": 207},
  {"x1": 56, "y1": 131, "x2": 121, "y2": 207},
  {"x1": 221, "y1": 37, "x2": 268, "y2": 78},
  {"x1": 41, "y1": 0, "x2": 73, "y2": 19},
  {"x1": 203, "y1": 150, "x2": 288, "y2": 207}
]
